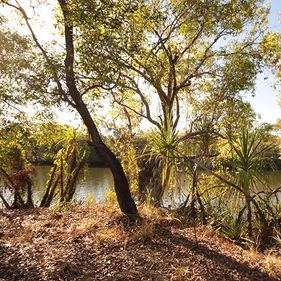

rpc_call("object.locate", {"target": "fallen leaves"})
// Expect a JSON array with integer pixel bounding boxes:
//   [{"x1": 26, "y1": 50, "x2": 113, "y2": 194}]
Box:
[{"x1": 0, "y1": 205, "x2": 279, "y2": 281}]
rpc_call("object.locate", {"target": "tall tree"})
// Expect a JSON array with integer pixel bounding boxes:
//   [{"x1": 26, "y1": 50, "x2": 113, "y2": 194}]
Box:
[
  {"x1": 1, "y1": 0, "x2": 138, "y2": 218},
  {"x1": 73, "y1": 0, "x2": 271, "y2": 203}
]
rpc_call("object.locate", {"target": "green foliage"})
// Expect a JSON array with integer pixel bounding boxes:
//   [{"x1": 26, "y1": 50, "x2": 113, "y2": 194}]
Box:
[
  {"x1": 214, "y1": 212, "x2": 244, "y2": 241},
  {"x1": 85, "y1": 192, "x2": 95, "y2": 206},
  {"x1": 0, "y1": 21, "x2": 58, "y2": 117},
  {"x1": 228, "y1": 129, "x2": 274, "y2": 194},
  {"x1": 54, "y1": 137, "x2": 88, "y2": 202},
  {"x1": 69, "y1": 0, "x2": 272, "y2": 208},
  {"x1": 110, "y1": 129, "x2": 139, "y2": 194},
  {"x1": 30, "y1": 121, "x2": 80, "y2": 164},
  {"x1": 51, "y1": 201, "x2": 81, "y2": 213},
  {"x1": 103, "y1": 104, "x2": 141, "y2": 195},
  {"x1": 0, "y1": 28, "x2": 31, "y2": 113},
  {"x1": 0, "y1": 122, "x2": 30, "y2": 173},
  {"x1": 0, "y1": 118, "x2": 80, "y2": 166},
  {"x1": 71, "y1": 0, "x2": 269, "y2": 117},
  {"x1": 146, "y1": 124, "x2": 180, "y2": 190},
  {"x1": 105, "y1": 190, "x2": 117, "y2": 206}
]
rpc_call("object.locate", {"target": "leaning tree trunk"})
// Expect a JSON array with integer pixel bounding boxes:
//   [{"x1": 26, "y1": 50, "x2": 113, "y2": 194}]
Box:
[
  {"x1": 94, "y1": 143, "x2": 138, "y2": 216},
  {"x1": 58, "y1": 0, "x2": 138, "y2": 218},
  {"x1": 3, "y1": 0, "x2": 138, "y2": 218},
  {"x1": 75, "y1": 100, "x2": 138, "y2": 216}
]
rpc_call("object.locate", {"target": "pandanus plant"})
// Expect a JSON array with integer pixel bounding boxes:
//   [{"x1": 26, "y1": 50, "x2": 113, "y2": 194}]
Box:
[
  {"x1": 145, "y1": 116, "x2": 180, "y2": 206},
  {"x1": 229, "y1": 129, "x2": 273, "y2": 239}
]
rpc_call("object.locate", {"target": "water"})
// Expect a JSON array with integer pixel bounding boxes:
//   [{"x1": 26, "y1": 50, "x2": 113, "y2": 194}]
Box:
[
  {"x1": 3, "y1": 166, "x2": 281, "y2": 206},
  {"x1": 32, "y1": 166, "x2": 114, "y2": 205}
]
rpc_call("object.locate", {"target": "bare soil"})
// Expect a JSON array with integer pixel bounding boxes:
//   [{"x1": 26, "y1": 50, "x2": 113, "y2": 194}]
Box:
[{"x1": 0, "y1": 204, "x2": 280, "y2": 281}]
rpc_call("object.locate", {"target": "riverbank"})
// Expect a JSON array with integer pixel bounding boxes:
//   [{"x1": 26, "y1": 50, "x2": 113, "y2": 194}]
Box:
[{"x1": 0, "y1": 204, "x2": 280, "y2": 281}]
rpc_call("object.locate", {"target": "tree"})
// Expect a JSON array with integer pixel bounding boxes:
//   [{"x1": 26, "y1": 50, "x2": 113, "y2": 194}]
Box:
[
  {"x1": 1, "y1": 0, "x2": 138, "y2": 218},
  {"x1": 28, "y1": 121, "x2": 78, "y2": 164},
  {"x1": 73, "y1": 0, "x2": 270, "y2": 204},
  {"x1": 0, "y1": 15, "x2": 59, "y2": 120}
]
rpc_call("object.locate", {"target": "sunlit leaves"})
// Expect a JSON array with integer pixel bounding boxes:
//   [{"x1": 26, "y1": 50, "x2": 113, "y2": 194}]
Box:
[
  {"x1": 0, "y1": 118, "x2": 78, "y2": 171},
  {"x1": 0, "y1": 20, "x2": 62, "y2": 117},
  {"x1": 220, "y1": 54, "x2": 258, "y2": 94},
  {"x1": 260, "y1": 32, "x2": 281, "y2": 77}
]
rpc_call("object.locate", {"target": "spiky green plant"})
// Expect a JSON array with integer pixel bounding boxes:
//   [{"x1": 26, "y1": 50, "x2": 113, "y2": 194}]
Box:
[
  {"x1": 144, "y1": 116, "x2": 181, "y2": 205},
  {"x1": 229, "y1": 129, "x2": 274, "y2": 238},
  {"x1": 214, "y1": 212, "x2": 244, "y2": 241}
]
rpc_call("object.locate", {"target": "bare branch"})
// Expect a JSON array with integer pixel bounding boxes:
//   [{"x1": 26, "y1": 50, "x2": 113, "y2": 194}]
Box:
[
  {"x1": 122, "y1": 75, "x2": 161, "y2": 129},
  {"x1": 178, "y1": 29, "x2": 228, "y2": 90},
  {"x1": 111, "y1": 90, "x2": 160, "y2": 130},
  {"x1": 176, "y1": 131, "x2": 204, "y2": 144},
  {"x1": 154, "y1": 29, "x2": 177, "y2": 102},
  {"x1": 173, "y1": 94, "x2": 180, "y2": 132}
]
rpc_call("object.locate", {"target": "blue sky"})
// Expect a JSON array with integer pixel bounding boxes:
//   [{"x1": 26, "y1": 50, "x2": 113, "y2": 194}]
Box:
[{"x1": 246, "y1": 0, "x2": 281, "y2": 124}]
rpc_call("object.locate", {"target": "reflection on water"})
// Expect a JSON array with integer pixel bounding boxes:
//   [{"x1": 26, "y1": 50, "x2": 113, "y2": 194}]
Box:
[
  {"x1": 5, "y1": 166, "x2": 281, "y2": 206},
  {"x1": 74, "y1": 167, "x2": 113, "y2": 202},
  {"x1": 163, "y1": 171, "x2": 281, "y2": 208},
  {"x1": 33, "y1": 166, "x2": 113, "y2": 205}
]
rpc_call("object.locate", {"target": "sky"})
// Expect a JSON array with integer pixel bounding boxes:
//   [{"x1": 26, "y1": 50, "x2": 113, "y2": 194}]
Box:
[{"x1": 245, "y1": 0, "x2": 281, "y2": 124}]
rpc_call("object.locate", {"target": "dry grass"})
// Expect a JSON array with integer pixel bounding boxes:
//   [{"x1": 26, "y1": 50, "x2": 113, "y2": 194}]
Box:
[
  {"x1": 0, "y1": 204, "x2": 280, "y2": 281},
  {"x1": 244, "y1": 248, "x2": 281, "y2": 278},
  {"x1": 171, "y1": 266, "x2": 192, "y2": 281},
  {"x1": 262, "y1": 252, "x2": 281, "y2": 277},
  {"x1": 131, "y1": 220, "x2": 155, "y2": 242}
]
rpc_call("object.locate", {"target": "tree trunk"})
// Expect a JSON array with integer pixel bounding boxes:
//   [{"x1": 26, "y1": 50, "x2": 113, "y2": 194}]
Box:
[
  {"x1": 0, "y1": 193, "x2": 10, "y2": 209},
  {"x1": 246, "y1": 197, "x2": 252, "y2": 238},
  {"x1": 196, "y1": 190, "x2": 207, "y2": 224},
  {"x1": 40, "y1": 165, "x2": 57, "y2": 207},
  {"x1": 138, "y1": 156, "x2": 163, "y2": 206},
  {"x1": 74, "y1": 103, "x2": 138, "y2": 217},
  {"x1": 25, "y1": 177, "x2": 34, "y2": 208},
  {"x1": 58, "y1": 0, "x2": 138, "y2": 218},
  {"x1": 91, "y1": 142, "x2": 138, "y2": 216},
  {"x1": 190, "y1": 164, "x2": 198, "y2": 219},
  {"x1": 12, "y1": 189, "x2": 24, "y2": 209}
]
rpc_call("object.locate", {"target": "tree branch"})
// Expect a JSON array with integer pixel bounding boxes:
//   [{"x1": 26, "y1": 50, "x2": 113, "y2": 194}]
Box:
[
  {"x1": 2, "y1": 0, "x2": 76, "y2": 108},
  {"x1": 122, "y1": 75, "x2": 162, "y2": 130}
]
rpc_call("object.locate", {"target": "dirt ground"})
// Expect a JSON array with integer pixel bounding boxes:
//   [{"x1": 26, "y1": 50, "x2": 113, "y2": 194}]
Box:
[{"x1": 0, "y1": 205, "x2": 280, "y2": 281}]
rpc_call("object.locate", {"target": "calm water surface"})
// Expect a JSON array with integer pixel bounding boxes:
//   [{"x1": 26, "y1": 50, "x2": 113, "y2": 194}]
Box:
[
  {"x1": 32, "y1": 166, "x2": 281, "y2": 206},
  {"x1": 33, "y1": 166, "x2": 114, "y2": 205}
]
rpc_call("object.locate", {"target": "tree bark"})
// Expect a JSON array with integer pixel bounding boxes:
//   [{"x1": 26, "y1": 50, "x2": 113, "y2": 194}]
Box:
[
  {"x1": 40, "y1": 165, "x2": 57, "y2": 207},
  {"x1": 246, "y1": 196, "x2": 253, "y2": 238},
  {"x1": 25, "y1": 177, "x2": 34, "y2": 208}
]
